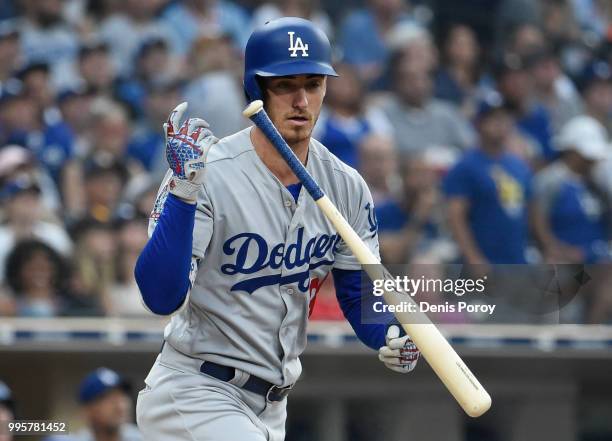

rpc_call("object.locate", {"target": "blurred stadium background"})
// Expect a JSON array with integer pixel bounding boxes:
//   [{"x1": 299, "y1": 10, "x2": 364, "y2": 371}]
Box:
[{"x1": 1, "y1": 0, "x2": 612, "y2": 440}]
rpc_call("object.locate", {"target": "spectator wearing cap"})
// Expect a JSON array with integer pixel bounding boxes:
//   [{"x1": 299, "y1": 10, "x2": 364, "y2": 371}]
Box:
[
  {"x1": 77, "y1": 41, "x2": 116, "y2": 101},
  {"x1": 58, "y1": 368, "x2": 141, "y2": 441},
  {"x1": 0, "y1": 145, "x2": 62, "y2": 213},
  {"x1": 4, "y1": 239, "x2": 69, "y2": 317},
  {"x1": 338, "y1": 0, "x2": 422, "y2": 84},
  {"x1": 385, "y1": 22, "x2": 438, "y2": 76},
  {"x1": 0, "y1": 174, "x2": 72, "y2": 282},
  {"x1": 495, "y1": 53, "x2": 556, "y2": 162},
  {"x1": 0, "y1": 380, "x2": 15, "y2": 441},
  {"x1": 181, "y1": 34, "x2": 247, "y2": 139},
  {"x1": 526, "y1": 47, "x2": 582, "y2": 132},
  {"x1": 444, "y1": 93, "x2": 533, "y2": 264},
  {"x1": 378, "y1": 50, "x2": 475, "y2": 153},
  {"x1": 577, "y1": 60, "x2": 612, "y2": 133},
  {"x1": 62, "y1": 98, "x2": 137, "y2": 219},
  {"x1": 116, "y1": 37, "x2": 180, "y2": 119},
  {"x1": 16, "y1": 60, "x2": 76, "y2": 145},
  {"x1": 161, "y1": 0, "x2": 250, "y2": 55},
  {"x1": 18, "y1": 0, "x2": 79, "y2": 88},
  {"x1": 126, "y1": 80, "x2": 181, "y2": 176},
  {"x1": 0, "y1": 21, "x2": 21, "y2": 84},
  {"x1": 16, "y1": 61, "x2": 54, "y2": 113},
  {"x1": 532, "y1": 116, "x2": 611, "y2": 263},
  {"x1": 0, "y1": 80, "x2": 38, "y2": 145},
  {"x1": 0, "y1": 79, "x2": 75, "y2": 184},
  {"x1": 58, "y1": 132, "x2": 130, "y2": 223},
  {"x1": 57, "y1": 87, "x2": 95, "y2": 157},
  {"x1": 313, "y1": 63, "x2": 393, "y2": 169},
  {"x1": 81, "y1": 154, "x2": 129, "y2": 224}
]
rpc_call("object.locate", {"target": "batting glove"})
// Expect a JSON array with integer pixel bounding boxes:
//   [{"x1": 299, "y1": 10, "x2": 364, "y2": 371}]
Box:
[
  {"x1": 378, "y1": 325, "x2": 420, "y2": 374},
  {"x1": 164, "y1": 102, "x2": 217, "y2": 204}
]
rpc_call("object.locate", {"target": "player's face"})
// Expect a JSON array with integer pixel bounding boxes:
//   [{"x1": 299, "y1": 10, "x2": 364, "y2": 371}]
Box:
[{"x1": 263, "y1": 74, "x2": 326, "y2": 146}]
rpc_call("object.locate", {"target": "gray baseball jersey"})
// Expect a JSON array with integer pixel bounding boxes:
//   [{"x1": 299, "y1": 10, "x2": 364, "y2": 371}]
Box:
[{"x1": 149, "y1": 127, "x2": 380, "y2": 387}]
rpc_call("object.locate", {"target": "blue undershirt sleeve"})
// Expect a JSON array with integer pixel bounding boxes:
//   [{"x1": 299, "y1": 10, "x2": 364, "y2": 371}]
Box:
[
  {"x1": 135, "y1": 194, "x2": 196, "y2": 315},
  {"x1": 332, "y1": 268, "x2": 403, "y2": 350}
]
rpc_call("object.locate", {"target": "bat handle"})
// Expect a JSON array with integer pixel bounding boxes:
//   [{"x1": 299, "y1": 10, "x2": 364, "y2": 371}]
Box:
[{"x1": 243, "y1": 100, "x2": 324, "y2": 201}]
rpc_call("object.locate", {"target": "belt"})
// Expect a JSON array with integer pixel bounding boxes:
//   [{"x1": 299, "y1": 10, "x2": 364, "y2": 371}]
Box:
[{"x1": 200, "y1": 361, "x2": 293, "y2": 402}]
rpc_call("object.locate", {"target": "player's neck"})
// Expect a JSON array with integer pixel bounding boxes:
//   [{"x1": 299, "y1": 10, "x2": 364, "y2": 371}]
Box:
[{"x1": 251, "y1": 127, "x2": 309, "y2": 185}]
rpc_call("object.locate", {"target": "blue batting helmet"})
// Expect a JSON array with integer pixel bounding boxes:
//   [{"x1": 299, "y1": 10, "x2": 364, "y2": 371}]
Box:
[{"x1": 243, "y1": 17, "x2": 338, "y2": 101}]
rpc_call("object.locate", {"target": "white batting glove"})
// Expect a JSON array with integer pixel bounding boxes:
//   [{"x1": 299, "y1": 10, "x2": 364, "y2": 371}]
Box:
[
  {"x1": 164, "y1": 102, "x2": 217, "y2": 204},
  {"x1": 378, "y1": 325, "x2": 420, "y2": 374}
]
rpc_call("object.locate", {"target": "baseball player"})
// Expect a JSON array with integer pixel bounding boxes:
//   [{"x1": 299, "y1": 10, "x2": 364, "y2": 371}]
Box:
[{"x1": 134, "y1": 17, "x2": 420, "y2": 441}]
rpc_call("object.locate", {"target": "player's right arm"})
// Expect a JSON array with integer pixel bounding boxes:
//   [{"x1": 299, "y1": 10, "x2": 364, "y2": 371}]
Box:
[{"x1": 134, "y1": 103, "x2": 216, "y2": 315}]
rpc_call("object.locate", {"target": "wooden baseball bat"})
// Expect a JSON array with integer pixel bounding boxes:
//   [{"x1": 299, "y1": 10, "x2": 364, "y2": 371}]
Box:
[{"x1": 243, "y1": 100, "x2": 491, "y2": 417}]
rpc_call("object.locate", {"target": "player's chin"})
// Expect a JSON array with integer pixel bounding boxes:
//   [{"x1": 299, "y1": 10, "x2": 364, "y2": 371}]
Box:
[{"x1": 281, "y1": 125, "x2": 313, "y2": 144}]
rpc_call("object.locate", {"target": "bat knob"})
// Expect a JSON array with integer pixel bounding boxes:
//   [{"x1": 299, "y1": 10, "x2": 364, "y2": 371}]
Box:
[{"x1": 243, "y1": 100, "x2": 264, "y2": 118}]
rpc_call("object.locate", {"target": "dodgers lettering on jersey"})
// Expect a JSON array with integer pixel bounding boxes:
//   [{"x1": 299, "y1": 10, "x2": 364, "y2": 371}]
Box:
[
  {"x1": 150, "y1": 128, "x2": 379, "y2": 387},
  {"x1": 222, "y1": 228, "x2": 340, "y2": 294}
]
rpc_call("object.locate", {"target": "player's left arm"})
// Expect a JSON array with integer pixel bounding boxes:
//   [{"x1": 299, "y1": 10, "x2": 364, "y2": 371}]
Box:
[{"x1": 332, "y1": 174, "x2": 420, "y2": 373}]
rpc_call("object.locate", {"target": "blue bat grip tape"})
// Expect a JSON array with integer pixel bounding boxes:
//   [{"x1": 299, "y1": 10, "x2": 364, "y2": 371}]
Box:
[{"x1": 251, "y1": 110, "x2": 325, "y2": 200}]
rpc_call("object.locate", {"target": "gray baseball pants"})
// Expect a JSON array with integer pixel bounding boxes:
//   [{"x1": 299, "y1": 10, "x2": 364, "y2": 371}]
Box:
[{"x1": 136, "y1": 345, "x2": 287, "y2": 441}]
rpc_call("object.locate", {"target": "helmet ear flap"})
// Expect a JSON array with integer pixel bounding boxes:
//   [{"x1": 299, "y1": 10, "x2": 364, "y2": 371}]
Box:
[
  {"x1": 243, "y1": 73, "x2": 262, "y2": 101},
  {"x1": 243, "y1": 76, "x2": 267, "y2": 103}
]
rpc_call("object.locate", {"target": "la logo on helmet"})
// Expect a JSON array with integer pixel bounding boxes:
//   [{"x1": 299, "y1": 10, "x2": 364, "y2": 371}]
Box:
[{"x1": 288, "y1": 31, "x2": 309, "y2": 57}]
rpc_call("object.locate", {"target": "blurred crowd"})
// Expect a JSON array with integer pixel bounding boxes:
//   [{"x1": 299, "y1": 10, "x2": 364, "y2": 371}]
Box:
[{"x1": 1, "y1": 0, "x2": 612, "y2": 323}]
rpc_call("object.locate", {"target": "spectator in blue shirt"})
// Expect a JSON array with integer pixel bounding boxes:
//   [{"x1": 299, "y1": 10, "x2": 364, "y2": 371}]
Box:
[
  {"x1": 495, "y1": 53, "x2": 556, "y2": 162},
  {"x1": 314, "y1": 64, "x2": 393, "y2": 168},
  {"x1": 532, "y1": 115, "x2": 610, "y2": 263},
  {"x1": 444, "y1": 93, "x2": 533, "y2": 264},
  {"x1": 116, "y1": 37, "x2": 181, "y2": 120},
  {"x1": 0, "y1": 81, "x2": 75, "y2": 183},
  {"x1": 127, "y1": 80, "x2": 181, "y2": 176},
  {"x1": 377, "y1": 151, "x2": 441, "y2": 263}
]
